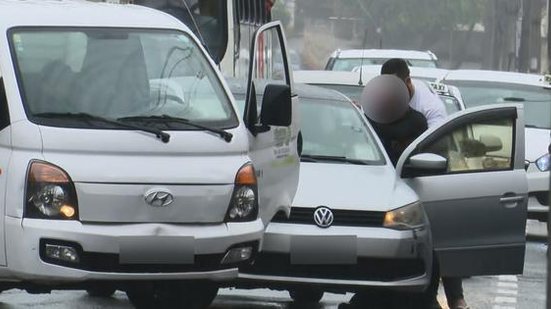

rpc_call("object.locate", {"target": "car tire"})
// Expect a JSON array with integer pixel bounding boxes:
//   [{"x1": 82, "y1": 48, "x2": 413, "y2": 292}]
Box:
[
  {"x1": 86, "y1": 285, "x2": 116, "y2": 298},
  {"x1": 289, "y1": 288, "x2": 324, "y2": 303},
  {"x1": 126, "y1": 281, "x2": 218, "y2": 309}
]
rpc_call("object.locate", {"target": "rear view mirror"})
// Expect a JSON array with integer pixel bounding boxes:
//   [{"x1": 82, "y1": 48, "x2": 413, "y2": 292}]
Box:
[
  {"x1": 260, "y1": 84, "x2": 292, "y2": 127},
  {"x1": 402, "y1": 153, "x2": 448, "y2": 178},
  {"x1": 479, "y1": 134, "x2": 503, "y2": 152}
]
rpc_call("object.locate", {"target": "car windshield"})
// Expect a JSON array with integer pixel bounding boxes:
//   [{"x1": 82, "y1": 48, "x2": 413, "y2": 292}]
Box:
[
  {"x1": 10, "y1": 28, "x2": 237, "y2": 129},
  {"x1": 300, "y1": 98, "x2": 384, "y2": 164},
  {"x1": 445, "y1": 80, "x2": 551, "y2": 129},
  {"x1": 331, "y1": 58, "x2": 436, "y2": 71}
]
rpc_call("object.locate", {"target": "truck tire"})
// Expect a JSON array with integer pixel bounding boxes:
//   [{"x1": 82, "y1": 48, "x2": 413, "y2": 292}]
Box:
[
  {"x1": 86, "y1": 285, "x2": 116, "y2": 297},
  {"x1": 289, "y1": 288, "x2": 324, "y2": 303}
]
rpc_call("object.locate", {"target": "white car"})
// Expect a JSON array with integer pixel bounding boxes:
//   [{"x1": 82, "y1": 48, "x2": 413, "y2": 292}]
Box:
[
  {"x1": 325, "y1": 49, "x2": 439, "y2": 71},
  {"x1": 440, "y1": 70, "x2": 550, "y2": 222},
  {"x1": 231, "y1": 81, "x2": 528, "y2": 301},
  {"x1": 293, "y1": 70, "x2": 464, "y2": 115},
  {"x1": 353, "y1": 64, "x2": 449, "y2": 82},
  {"x1": 0, "y1": 1, "x2": 299, "y2": 307}
]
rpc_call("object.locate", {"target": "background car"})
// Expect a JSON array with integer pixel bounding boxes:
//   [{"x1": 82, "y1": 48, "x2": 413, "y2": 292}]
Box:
[
  {"x1": 440, "y1": 69, "x2": 550, "y2": 223},
  {"x1": 293, "y1": 70, "x2": 464, "y2": 115},
  {"x1": 325, "y1": 49, "x2": 439, "y2": 71}
]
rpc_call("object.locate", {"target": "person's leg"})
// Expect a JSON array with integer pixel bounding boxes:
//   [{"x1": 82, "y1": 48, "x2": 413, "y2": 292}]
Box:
[{"x1": 442, "y1": 277, "x2": 469, "y2": 308}]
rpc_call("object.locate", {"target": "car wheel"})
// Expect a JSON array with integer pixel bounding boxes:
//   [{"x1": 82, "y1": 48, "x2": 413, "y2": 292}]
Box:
[
  {"x1": 289, "y1": 288, "x2": 324, "y2": 303},
  {"x1": 86, "y1": 285, "x2": 116, "y2": 297},
  {"x1": 126, "y1": 281, "x2": 218, "y2": 309}
]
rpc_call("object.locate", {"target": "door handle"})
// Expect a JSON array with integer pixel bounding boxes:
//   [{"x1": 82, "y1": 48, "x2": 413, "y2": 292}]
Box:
[{"x1": 499, "y1": 195, "x2": 524, "y2": 208}]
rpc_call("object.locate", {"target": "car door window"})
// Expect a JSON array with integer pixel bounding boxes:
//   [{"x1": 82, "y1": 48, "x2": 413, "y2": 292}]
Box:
[{"x1": 419, "y1": 117, "x2": 514, "y2": 173}]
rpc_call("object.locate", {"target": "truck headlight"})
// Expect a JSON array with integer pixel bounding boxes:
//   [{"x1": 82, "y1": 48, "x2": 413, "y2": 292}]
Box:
[
  {"x1": 383, "y1": 202, "x2": 425, "y2": 230},
  {"x1": 536, "y1": 154, "x2": 550, "y2": 172},
  {"x1": 25, "y1": 161, "x2": 78, "y2": 220},
  {"x1": 225, "y1": 163, "x2": 258, "y2": 222}
]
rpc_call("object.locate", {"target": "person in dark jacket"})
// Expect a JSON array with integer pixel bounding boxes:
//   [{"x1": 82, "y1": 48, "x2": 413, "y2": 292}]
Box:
[{"x1": 360, "y1": 74, "x2": 428, "y2": 166}]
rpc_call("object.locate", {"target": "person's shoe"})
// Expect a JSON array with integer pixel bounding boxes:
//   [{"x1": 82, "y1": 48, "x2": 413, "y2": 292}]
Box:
[{"x1": 449, "y1": 298, "x2": 470, "y2": 309}]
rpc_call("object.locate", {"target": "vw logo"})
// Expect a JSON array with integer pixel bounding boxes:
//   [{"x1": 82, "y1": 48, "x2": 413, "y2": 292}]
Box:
[
  {"x1": 313, "y1": 206, "x2": 334, "y2": 228},
  {"x1": 144, "y1": 189, "x2": 174, "y2": 207}
]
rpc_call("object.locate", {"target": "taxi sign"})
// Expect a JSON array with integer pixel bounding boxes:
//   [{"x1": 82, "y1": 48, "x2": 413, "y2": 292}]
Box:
[{"x1": 429, "y1": 82, "x2": 449, "y2": 94}]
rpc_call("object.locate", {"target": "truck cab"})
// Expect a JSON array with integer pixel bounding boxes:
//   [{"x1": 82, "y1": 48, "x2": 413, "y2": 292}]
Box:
[{"x1": 0, "y1": 1, "x2": 299, "y2": 307}]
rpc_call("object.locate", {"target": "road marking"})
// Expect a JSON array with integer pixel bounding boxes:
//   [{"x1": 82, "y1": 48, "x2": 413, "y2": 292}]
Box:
[
  {"x1": 493, "y1": 275, "x2": 519, "y2": 309},
  {"x1": 496, "y1": 289, "x2": 518, "y2": 296},
  {"x1": 497, "y1": 281, "x2": 518, "y2": 288},
  {"x1": 494, "y1": 296, "x2": 517, "y2": 303}
]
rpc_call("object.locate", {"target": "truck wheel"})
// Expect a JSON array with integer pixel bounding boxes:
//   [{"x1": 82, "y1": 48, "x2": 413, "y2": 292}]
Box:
[
  {"x1": 289, "y1": 288, "x2": 324, "y2": 303},
  {"x1": 86, "y1": 285, "x2": 116, "y2": 297}
]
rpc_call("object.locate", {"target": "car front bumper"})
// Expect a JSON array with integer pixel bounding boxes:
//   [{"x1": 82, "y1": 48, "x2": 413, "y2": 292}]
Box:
[
  {"x1": 1, "y1": 217, "x2": 263, "y2": 284},
  {"x1": 238, "y1": 222, "x2": 432, "y2": 293}
]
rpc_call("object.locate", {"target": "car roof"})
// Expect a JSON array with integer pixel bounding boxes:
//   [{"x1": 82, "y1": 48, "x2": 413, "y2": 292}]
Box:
[
  {"x1": 330, "y1": 49, "x2": 437, "y2": 60},
  {"x1": 225, "y1": 77, "x2": 352, "y2": 103},
  {"x1": 441, "y1": 69, "x2": 548, "y2": 88},
  {"x1": 355, "y1": 65, "x2": 448, "y2": 81},
  {"x1": 0, "y1": 0, "x2": 184, "y2": 30},
  {"x1": 294, "y1": 70, "x2": 377, "y2": 87}
]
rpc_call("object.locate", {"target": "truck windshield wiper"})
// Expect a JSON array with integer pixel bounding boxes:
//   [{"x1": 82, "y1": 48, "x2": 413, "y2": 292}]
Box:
[
  {"x1": 300, "y1": 154, "x2": 368, "y2": 165},
  {"x1": 118, "y1": 114, "x2": 233, "y2": 143},
  {"x1": 33, "y1": 112, "x2": 170, "y2": 143},
  {"x1": 525, "y1": 124, "x2": 550, "y2": 129}
]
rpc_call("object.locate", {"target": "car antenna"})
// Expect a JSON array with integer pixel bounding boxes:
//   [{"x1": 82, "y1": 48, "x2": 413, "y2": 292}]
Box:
[{"x1": 358, "y1": 27, "x2": 368, "y2": 86}]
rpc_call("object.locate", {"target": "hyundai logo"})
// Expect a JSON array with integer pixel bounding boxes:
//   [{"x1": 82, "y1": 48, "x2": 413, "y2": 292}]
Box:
[
  {"x1": 144, "y1": 189, "x2": 174, "y2": 207},
  {"x1": 313, "y1": 206, "x2": 334, "y2": 228}
]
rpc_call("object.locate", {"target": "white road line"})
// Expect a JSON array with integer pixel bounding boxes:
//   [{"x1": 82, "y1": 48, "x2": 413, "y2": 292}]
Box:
[
  {"x1": 497, "y1": 281, "x2": 518, "y2": 289},
  {"x1": 494, "y1": 296, "x2": 517, "y2": 303},
  {"x1": 496, "y1": 289, "x2": 518, "y2": 296},
  {"x1": 497, "y1": 275, "x2": 518, "y2": 282},
  {"x1": 493, "y1": 275, "x2": 519, "y2": 309}
]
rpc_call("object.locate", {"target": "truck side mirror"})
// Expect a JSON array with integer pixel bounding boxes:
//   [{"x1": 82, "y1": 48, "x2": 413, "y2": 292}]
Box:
[{"x1": 260, "y1": 83, "x2": 292, "y2": 127}]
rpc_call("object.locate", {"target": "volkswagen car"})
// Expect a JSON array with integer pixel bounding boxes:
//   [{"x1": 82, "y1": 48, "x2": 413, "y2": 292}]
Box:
[{"x1": 230, "y1": 80, "x2": 528, "y2": 302}]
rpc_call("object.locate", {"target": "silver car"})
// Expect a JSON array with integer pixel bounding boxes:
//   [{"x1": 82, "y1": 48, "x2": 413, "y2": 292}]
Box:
[{"x1": 231, "y1": 82, "x2": 528, "y2": 302}]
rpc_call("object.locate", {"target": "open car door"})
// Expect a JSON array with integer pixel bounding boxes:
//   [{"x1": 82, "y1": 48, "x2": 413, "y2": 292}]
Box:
[
  {"x1": 396, "y1": 104, "x2": 528, "y2": 277},
  {"x1": 244, "y1": 21, "x2": 300, "y2": 225}
]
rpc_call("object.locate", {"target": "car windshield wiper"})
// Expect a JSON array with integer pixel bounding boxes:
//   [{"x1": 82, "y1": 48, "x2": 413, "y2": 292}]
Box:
[
  {"x1": 300, "y1": 154, "x2": 368, "y2": 165},
  {"x1": 33, "y1": 112, "x2": 170, "y2": 143},
  {"x1": 118, "y1": 115, "x2": 233, "y2": 143}
]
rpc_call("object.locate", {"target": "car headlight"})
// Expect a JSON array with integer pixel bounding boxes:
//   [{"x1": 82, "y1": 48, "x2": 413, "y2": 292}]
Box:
[
  {"x1": 225, "y1": 163, "x2": 258, "y2": 222},
  {"x1": 25, "y1": 161, "x2": 78, "y2": 220},
  {"x1": 383, "y1": 202, "x2": 425, "y2": 230},
  {"x1": 536, "y1": 153, "x2": 550, "y2": 172}
]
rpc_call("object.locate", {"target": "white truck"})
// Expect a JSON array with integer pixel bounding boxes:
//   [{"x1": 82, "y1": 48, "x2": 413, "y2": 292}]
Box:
[{"x1": 0, "y1": 1, "x2": 299, "y2": 308}]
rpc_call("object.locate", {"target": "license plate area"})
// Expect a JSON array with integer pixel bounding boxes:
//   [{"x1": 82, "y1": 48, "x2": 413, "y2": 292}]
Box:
[
  {"x1": 119, "y1": 236, "x2": 194, "y2": 264},
  {"x1": 290, "y1": 235, "x2": 357, "y2": 265}
]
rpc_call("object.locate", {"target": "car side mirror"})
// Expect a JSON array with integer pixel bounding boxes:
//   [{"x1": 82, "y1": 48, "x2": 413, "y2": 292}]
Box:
[
  {"x1": 402, "y1": 153, "x2": 448, "y2": 178},
  {"x1": 479, "y1": 134, "x2": 503, "y2": 152},
  {"x1": 260, "y1": 84, "x2": 292, "y2": 128}
]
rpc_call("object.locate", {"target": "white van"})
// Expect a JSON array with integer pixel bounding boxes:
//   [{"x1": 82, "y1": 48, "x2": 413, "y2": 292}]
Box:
[{"x1": 0, "y1": 1, "x2": 299, "y2": 308}]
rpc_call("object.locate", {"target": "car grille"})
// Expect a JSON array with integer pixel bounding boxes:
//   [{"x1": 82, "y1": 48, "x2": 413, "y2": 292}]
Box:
[
  {"x1": 271, "y1": 207, "x2": 385, "y2": 227},
  {"x1": 241, "y1": 253, "x2": 425, "y2": 282}
]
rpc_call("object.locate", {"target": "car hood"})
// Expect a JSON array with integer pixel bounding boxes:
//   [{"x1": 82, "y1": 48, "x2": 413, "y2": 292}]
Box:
[
  {"x1": 292, "y1": 162, "x2": 418, "y2": 212},
  {"x1": 526, "y1": 127, "x2": 550, "y2": 162}
]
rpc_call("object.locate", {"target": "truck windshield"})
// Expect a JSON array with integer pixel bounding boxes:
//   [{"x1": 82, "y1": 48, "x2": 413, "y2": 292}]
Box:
[{"x1": 10, "y1": 28, "x2": 238, "y2": 130}]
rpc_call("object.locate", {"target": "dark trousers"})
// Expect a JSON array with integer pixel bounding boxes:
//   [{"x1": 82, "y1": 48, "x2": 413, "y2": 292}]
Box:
[{"x1": 426, "y1": 259, "x2": 464, "y2": 305}]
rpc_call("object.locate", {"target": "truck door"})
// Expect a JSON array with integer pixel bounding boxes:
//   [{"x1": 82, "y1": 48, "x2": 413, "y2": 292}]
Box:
[{"x1": 244, "y1": 21, "x2": 300, "y2": 225}]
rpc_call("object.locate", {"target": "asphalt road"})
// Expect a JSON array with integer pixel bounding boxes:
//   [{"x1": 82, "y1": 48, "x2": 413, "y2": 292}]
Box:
[{"x1": 0, "y1": 241, "x2": 545, "y2": 308}]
